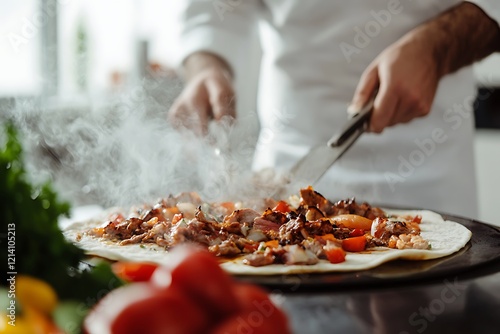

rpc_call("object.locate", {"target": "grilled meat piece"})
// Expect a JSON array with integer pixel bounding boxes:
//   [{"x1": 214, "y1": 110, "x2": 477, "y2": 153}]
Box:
[
  {"x1": 261, "y1": 209, "x2": 288, "y2": 225},
  {"x1": 278, "y1": 215, "x2": 307, "y2": 244},
  {"x1": 243, "y1": 253, "x2": 275, "y2": 267},
  {"x1": 222, "y1": 208, "x2": 260, "y2": 234},
  {"x1": 300, "y1": 186, "x2": 335, "y2": 216},
  {"x1": 331, "y1": 228, "x2": 353, "y2": 240},
  {"x1": 168, "y1": 220, "x2": 197, "y2": 246},
  {"x1": 252, "y1": 208, "x2": 288, "y2": 238},
  {"x1": 331, "y1": 198, "x2": 386, "y2": 219},
  {"x1": 209, "y1": 239, "x2": 241, "y2": 256},
  {"x1": 305, "y1": 206, "x2": 325, "y2": 221},
  {"x1": 103, "y1": 217, "x2": 148, "y2": 240},
  {"x1": 167, "y1": 218, "x2": 220, "y2": 247},
  {"x1": 282, "y1": 245, "x2": 319, "y2": 265},
  {"x1": 304, "y1": 219, "x2": 334, "y2": 236},
  {"x1": 141, "y1": 221, "x2": 172, "y2": 246},
  {"x1": 253, "y1": 218, "x2": 281, "y2": 237},
  {"x1": 140, "y1": 205, "x2": 168, "y2": 223},
  {"x1": 195, "y1": 208, "x2": 218, "y2": 224},
  {"x1": 119, "y1": 233, "x2": 148, "y2": 245},
  {"x1": 224, "y1": 208, "x2": 260, "y2": 225},
  {"x1": 388, "y1": 234, "x2": 429, "y2": 250},
  {"x1": 301, "y1": 239, "x2": 326, "y2": 259},
  {"x1": 371, "y1": 218, "x2": 412, "y2": 241},
  {"x1": 279, "y1": 215, "x2": 350, "y2": 244},
  {"x1": 369, "y1": 217, "x2": 423, "y2": 247}
]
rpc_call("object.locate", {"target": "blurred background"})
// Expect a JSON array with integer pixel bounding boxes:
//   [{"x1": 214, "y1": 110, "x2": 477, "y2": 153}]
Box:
[{"x1": 0, "y1": 1, "x2": 499, "y2": 222}]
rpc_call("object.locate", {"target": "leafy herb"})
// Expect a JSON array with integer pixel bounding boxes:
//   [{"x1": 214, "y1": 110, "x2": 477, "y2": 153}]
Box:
[{"x1": 0, "y1": 123, "x2": 122, "y2": 300}]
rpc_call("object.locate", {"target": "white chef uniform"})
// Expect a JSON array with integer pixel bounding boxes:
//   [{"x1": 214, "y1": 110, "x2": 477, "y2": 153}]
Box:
[{"x1": 175, "y1": 0, "x2": 500, "y2": 219}]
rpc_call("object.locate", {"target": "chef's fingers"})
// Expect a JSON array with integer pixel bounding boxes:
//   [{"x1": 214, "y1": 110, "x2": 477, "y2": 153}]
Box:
[
  {"x1": 350, "y1": 65, "x2": 379, "y2": 115},
  {"x1": 387, "y1": 90, "x2": 432, "y2": 126},
  {"x1": 151, "y1": 245, "x2": 240, "y2": 319},
  {"x1": 168, "y1": 90, "x2": 211, "y2": 136},
  {"x1": 210, "y1": 283, "x2": 291, "y2": 334},
  {"x1": 206, "y1": 75, "x2": 237, "y2": 122},
  {"x1": 370, "y1": 75, "x2": 399, "y2": 133}
]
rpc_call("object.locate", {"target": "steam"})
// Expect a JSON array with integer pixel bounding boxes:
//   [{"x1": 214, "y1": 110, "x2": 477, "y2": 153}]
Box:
[{"x1": 5, "y1": 86, "x2": 284, "y2": 208}]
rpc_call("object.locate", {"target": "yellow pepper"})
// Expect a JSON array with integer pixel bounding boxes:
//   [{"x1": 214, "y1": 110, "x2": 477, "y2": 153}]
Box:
[
  {"x1": 0, "y1": 313, "x2": 35, "y2": 334},
  {"x1": 0, "y1": 306, "x2": 61, "y2": 334},
  {"x1": 16, "y1": 276, "x2": 58, "y2": 316}
]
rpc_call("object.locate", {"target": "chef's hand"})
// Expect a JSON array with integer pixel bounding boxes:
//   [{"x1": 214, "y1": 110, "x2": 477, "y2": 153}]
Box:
[
  {"x1": 84, "y1": 246, "x2": 290, "y2": 334},
  {"x1": 350, "y1": 30, "x2": 439, "y2": 134},
  {"x1": 168, "y1": 52, "x2": 236, "y2": 136},
  {"x1": 350, "y1": 2, "x2": 500, "y2": 133}
]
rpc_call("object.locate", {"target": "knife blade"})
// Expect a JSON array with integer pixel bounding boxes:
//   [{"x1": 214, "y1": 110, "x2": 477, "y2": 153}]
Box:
[{"x1": 273, "y1": 97, "x2": 375, "y2": 199}]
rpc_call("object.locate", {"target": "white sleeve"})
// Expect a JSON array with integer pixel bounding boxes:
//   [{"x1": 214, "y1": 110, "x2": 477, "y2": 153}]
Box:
[
  {"x1": 174, "y1": 0, "x2": 260, "y2": 73},
  {"x1": 466, "y1": 0, "x2": 500, "y2": 26}
]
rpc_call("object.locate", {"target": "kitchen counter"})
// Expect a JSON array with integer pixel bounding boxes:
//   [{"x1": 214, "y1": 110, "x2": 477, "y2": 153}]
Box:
[{"x1": 275, "y1": 259, "x2": 500, "y2": 334}]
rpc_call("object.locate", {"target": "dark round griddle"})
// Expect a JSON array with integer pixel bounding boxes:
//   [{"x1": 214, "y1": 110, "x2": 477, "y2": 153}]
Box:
[{"x1": 234, "y1": 213, "x2": 500, "y2": 292}]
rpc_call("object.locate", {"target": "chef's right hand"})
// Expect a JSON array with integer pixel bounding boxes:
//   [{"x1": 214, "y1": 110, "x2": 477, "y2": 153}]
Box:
[{"x1": 168, "y1": 52, "x2": 236, "y2": 136}]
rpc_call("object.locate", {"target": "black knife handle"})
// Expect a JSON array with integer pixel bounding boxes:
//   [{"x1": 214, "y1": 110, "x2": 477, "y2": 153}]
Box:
[{"x1": 327, "y1": 98, "x2": 375, "y2": 147}]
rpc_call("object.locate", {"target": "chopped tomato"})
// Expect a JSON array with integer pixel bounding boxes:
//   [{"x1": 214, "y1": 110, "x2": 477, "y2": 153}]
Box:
[
  {"x1": 112, "y1": 262, "x2": 158, "y2": 282},
  {"x1": 152, "y1": 248, "x2": 239, "y2": 317},
  {"x1": 349, "y1": 228, "x2": 364, "y2": 237},
  {"x1": 265, "y1": 240, "x2": 279, "y2": 248},
  {"x1": 172, "y1": 213, "x2": 184, "y2": 224},
  {"x1": 243, "y1": 243, "x2": 259, "y2": 252},
  {"x1": 109, "y1": 287, "x2": 210, "y2": 334},
  {"x1": 325, "y1": 247, "x2": 346, "y2": 264},
  {"x1": 412, "y1": 215, "x2": 422, "y2": 223},
  {"x1": 211, "y1": 283, "x2": 291, "y2": 334},
  {"x1": 273, "y1": 201, "x2": 291, "y2": 214},
  {"x1": 314, "y1": 234, "x2": 336, "y2": 242},
  {"x1": 342, "y1": 236, "x2": 367, "y2": 252}
]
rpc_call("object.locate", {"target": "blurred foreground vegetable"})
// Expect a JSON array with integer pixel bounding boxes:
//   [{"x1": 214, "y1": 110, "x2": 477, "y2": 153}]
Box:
[{"x1": 85, "y1": 247, "x2": 291, "y2": 334}]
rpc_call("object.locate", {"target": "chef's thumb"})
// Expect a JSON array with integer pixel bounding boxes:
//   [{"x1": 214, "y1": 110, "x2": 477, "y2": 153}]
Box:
[{"x1": 349, "y1": 66, "x2": 379, "y2": 116}]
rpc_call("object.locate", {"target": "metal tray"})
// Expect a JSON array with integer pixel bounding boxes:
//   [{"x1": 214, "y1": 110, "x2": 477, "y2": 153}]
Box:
[{"x1": 234, "y1": 214, "x2": 500, "y2": 292}]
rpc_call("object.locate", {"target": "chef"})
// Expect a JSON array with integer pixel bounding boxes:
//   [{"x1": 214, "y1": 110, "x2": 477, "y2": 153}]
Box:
[{"x1": 169, "y1": 1, "x2": 500, "y2": 218}]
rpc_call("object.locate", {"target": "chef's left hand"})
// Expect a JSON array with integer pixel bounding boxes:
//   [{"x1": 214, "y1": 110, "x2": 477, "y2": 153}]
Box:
[{"x1": 350, "y1": 27, "x2": 441, "y2": 133}]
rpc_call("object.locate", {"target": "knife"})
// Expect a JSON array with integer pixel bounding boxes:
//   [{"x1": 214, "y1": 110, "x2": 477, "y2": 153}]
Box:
[{"x1": 273, "y1": 97, "x2": 375, "y2": 199}]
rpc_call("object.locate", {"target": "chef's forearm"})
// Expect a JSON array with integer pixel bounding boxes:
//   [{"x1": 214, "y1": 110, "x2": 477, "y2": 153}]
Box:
[
  {"x1": 423, "y1": 2, "x2": 500, "y2": 77},
  {"x1": 183, "y1": 51, "x2": 233, "y2": 81}
]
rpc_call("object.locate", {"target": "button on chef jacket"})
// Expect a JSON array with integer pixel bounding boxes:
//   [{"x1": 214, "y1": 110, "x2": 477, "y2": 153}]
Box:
[{"x1": 175, "y1": 0, "x2": 500, "y2": 219}]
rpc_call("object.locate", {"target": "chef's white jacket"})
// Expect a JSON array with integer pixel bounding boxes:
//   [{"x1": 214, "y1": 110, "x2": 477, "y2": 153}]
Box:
[{"x1": 175, "y1": 0, "x2": 500, "y2": 218}]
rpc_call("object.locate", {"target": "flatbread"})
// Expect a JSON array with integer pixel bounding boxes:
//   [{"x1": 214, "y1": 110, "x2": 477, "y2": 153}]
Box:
[{"x1": 62, "y1": 209, "x2": 472, "y2": 275}]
